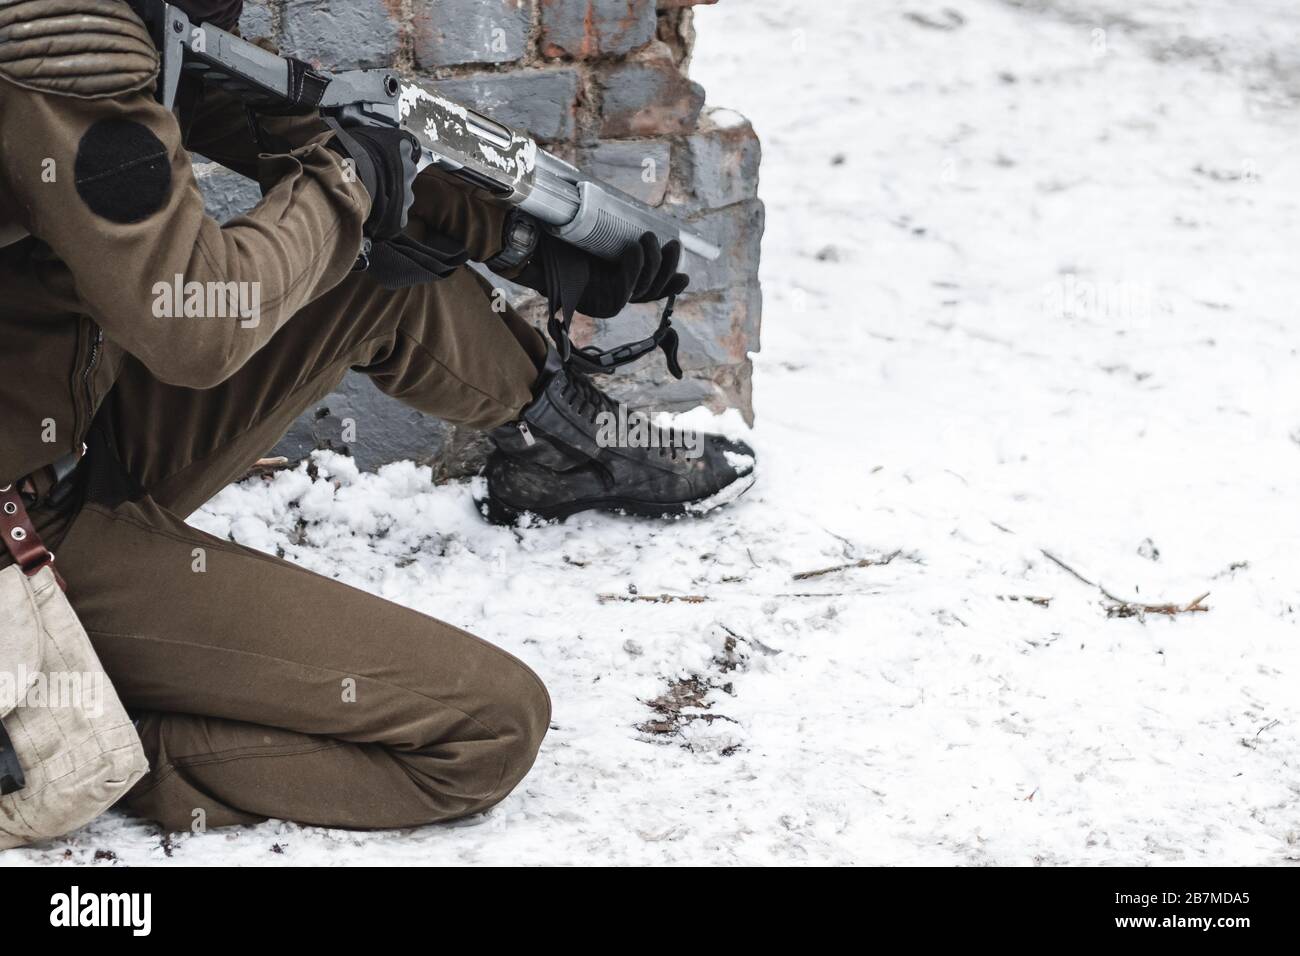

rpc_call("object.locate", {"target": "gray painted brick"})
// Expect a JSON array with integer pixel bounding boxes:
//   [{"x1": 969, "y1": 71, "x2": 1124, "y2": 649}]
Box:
[
  {"x1": 684, "y1": 199, "x2": 765, "y2": 294},
  {"x1": 270, "y1": 374, "x2": 468, "y2": 473},
  {"x1": 578, "y1": 139, "x2": 672, "y2": 205},
  {"x1": 238, "y1": 0, "x2": 275, "y2": 42},
  {"x1": 540, "y1": 0, "x2": 657, "y2": 59},
  {"x1": 281, "y1": 0, "x2": 400, "y2": 69},
  {"x1": 434, "y1": 69, "x2": 581, "y2": 143},
  {"x1": 609, "y1": 371, "x2": 720, "y2": 412},
  {"x1": 684, "y1": 112, "x2": 762, "y2": 210},
  {"x1": 671, "y1": 284, "x2": 762, "y2": 367},
  {"x1": 597, "y1": 46, "x2": 705, "y2": 137},
  {"x1": 413, "y1": 0, "x2": 531, "y2": 68},
  {"x1": 606, "y1": 356, "x2": 754, "y2": 424},
  {"x1": 582, "y1": 281, "x2": 760, "y2": 372}
]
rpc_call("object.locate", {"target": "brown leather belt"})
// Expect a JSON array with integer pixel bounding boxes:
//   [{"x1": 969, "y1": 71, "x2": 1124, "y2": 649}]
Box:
[
  {"x1": 0, "y1": 482, "x2": 64, "y2": 590},
  {"x1": 1, "y1": 445, "x2": 82, "y2": 590}
]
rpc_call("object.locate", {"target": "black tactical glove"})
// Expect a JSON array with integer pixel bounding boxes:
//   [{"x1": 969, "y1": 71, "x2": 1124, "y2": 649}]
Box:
[
  {"x1": 512, "y1": 231, "x2": 690, "y2": 380},
  {"x1": 514, "y1": 231, "x2": 690, "y2": 319},
  {"x1": 328, "y1": 125, "x2": 469, "y2": 288},
  {"x1": 328, "y1": 124, "x2": 419, "y2": 239}
]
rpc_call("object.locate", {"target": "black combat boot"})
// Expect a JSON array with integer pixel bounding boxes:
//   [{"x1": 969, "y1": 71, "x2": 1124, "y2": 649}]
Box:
[{"x1": 481, "y1": 353, "x2": 756, "y2": 525}]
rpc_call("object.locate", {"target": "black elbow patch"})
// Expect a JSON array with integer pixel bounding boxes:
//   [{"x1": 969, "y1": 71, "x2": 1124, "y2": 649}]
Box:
[{"x1": 74, "y1": 119, "x2": 172, "y2": 223}]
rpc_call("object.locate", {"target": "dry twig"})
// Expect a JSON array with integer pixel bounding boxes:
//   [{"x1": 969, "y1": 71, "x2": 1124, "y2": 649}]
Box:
[
  {"x1": 1040, "y1": 550, "x2": 1210, "y2": 620},
  {"x1": 998, "y1": 594, "x2": 1053, "y2": 607},
  {"x1": 1104, "y1": 592, "x2": 1209, "y2": 620},
  {"x1": 598, "y1": 593, "x2": 710, "y2": 605},
  {"x1": 792, "y1": 549, "x2": 902, "y2": 581}
]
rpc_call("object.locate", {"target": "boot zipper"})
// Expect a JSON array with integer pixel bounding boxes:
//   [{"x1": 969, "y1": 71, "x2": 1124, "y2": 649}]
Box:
[{"x1": 517, "y1": 421, "x2": 537, "y2": 447}]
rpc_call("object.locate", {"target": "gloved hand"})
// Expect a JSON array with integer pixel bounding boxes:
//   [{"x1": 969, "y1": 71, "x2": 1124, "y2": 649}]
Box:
[
  {"x1": 514, "y1": 231, "x2": 690, "y2": 319},
  {"x1": 328, "y1": 124, "x2": 420, "y2": 239},
  {"x1": 328, "y1": 125, "x2": 469, "y2": 287}
]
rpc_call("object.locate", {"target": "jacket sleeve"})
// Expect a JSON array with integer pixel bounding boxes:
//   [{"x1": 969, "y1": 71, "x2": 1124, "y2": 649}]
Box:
[
  {"x1": 409, "y1": 172, "x2": 510, "y2": 264},
  {"x1": 181, "y1": 83, "x2": 333, "y2": 181},
  {"x1": 0, "y1": 80, "x2": 371, "y2": 389},
  {"x1": 185, "y1": 84, "x2": 511, "y2": 264}
]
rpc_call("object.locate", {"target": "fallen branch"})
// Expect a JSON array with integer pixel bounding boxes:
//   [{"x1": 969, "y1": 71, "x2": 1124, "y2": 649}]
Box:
[
  {"x1": 774, "y1": 591, "x2": 885, "y2": 598},
  {"x1": 1040, "y1": 550, "x2": 1210, "y2": 620},
  {"x1": 1105, "y1": 592, "x2": 1210, "y2": 620},
  {"x1": 998, "y1": 594, "x2": 1053, "y2": 607},
  {"x1": 792, "y1": 549, "x2": 901, "y2": 581},
  {"x1": 601, "y1": 590, "x2": 890, "y2": 603},
  {"x1": 598, "y1": 593, "x2": 710, "y2": 605},
  {"x1": 1040, "y1": 550, "x2": 1099, "y2": 589}
]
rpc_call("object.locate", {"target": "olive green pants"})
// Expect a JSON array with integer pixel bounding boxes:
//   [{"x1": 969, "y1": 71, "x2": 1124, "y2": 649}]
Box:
[{"x1": 51, "y1": 266, "x2": 553, "y2": 832}]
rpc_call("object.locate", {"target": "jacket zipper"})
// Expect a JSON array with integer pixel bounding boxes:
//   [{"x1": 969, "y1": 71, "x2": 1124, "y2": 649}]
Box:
[{"x1": 81, "y1": 323, "x2": 103, "y2": 436}]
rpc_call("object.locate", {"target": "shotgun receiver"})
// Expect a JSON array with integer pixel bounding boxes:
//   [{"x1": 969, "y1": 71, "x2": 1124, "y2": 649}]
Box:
[{"x1": 132, "y1": 0, "x2": 721, "y2": 264}]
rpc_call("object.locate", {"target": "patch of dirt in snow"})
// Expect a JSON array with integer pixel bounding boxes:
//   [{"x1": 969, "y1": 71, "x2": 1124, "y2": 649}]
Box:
[
  {"x1": 637, "y1": 628, "x2": 753, "y2": 755},
  {"x1": 9, "y1": 0, "x2": 1300, "y2": 866}
]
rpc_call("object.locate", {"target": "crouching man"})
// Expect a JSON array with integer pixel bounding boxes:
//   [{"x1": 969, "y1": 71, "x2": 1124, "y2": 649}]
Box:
[{"x1": 0, "y1": 0, "x2": 752, "y2": 832}]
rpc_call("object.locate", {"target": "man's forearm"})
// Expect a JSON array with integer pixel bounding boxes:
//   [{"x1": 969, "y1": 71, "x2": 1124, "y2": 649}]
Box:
[
  {"x1": 184, "y1": 82, "x2": 510, "y2": 263},
  {"x1": 409, "y1": 174, "x2": 510, "y2": 265}
]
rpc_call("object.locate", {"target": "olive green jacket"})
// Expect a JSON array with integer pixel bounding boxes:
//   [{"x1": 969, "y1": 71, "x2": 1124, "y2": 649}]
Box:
[{"x1": 0, "y1": 0, "x2": 508, "y2": 487}]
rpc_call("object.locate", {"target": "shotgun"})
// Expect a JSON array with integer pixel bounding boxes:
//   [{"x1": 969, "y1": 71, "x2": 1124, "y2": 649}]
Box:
[{"x1": 131, "y1": 0, "x2": 722, "y2": 265}]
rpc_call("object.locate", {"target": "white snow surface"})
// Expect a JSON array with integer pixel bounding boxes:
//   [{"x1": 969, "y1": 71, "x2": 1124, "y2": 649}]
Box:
[{"x1": 8, "y1": 0, "x2": 1300, "y2": 866}]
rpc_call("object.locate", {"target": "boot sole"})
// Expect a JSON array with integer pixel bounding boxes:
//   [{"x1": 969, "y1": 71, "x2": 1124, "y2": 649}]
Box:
[{"x1": 479, "y1": 471, "x2": 757, "y2": 526}]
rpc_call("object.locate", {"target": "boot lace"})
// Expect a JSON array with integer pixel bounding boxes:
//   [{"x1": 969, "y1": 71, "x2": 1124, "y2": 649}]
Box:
[{"x1": 561, "y1": 372, "x2": 684, "y2": 460}]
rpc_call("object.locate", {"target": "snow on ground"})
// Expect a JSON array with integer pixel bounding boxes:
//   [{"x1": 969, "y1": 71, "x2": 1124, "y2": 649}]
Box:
[{"x1": 9, "y1": 0, "x2": 1300, "y2": 866}]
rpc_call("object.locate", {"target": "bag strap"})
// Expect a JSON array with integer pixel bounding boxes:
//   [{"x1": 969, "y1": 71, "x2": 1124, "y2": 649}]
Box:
[
  {"x1": 0, "y1": 481, "x2": 59, "y2": 796},
  {"x1": 0, "y1": 484, "x2": 65, "y2": 591}
]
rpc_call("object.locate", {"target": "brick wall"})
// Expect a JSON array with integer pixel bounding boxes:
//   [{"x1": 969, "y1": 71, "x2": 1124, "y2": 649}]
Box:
[{"x1": 201, "y1": 0, "x2": 763, "y2": 474}]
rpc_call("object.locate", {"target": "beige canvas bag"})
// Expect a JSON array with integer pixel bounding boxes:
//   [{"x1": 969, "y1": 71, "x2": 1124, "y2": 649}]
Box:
[{"x1": 0, "y1": 484, "x2": 147, "y2": 849}]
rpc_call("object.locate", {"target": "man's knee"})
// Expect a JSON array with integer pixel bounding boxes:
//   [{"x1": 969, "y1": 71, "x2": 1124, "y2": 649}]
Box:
[
  {"x1": 480, "y1": 658, "x2": 551, "y2": 804},
  {"x1": 392, "y1": 643, "x2": 550, "y2": 819}
]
